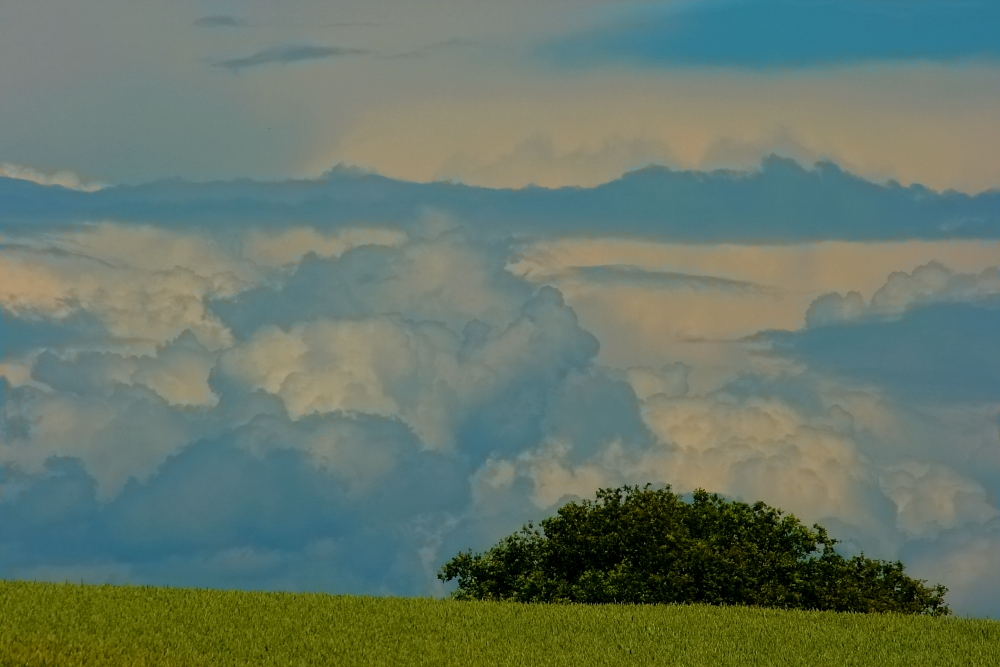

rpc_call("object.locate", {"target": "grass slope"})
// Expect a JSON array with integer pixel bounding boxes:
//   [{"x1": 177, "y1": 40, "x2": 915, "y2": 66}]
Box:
[{"x1": 1, "y1": 580, "x2": 998, "y2": 666}]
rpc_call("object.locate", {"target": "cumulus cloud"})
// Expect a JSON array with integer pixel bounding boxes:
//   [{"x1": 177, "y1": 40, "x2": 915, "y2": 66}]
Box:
[
  {"x1": 214, "y1": 45, "x2": 368, "y2": 72},
  {"x1": 242, "y1": 227, "x2": 406, "y2": 268},
  {"x1": 0, "y1": 222, "x2": 402, "y2": 352},
  {"x1": 1, "y1": 381, "x2": 203, "y2": 500},
  {"x1": 0, "y1": 237, "x2": 241, "y2": 350},
  {"x1": 466, "y1": 364, "x2": 1000, "y2": 611},
  {"x1": 31, "y1": 332, "x2": 218, "y2": 408},
  {"x1": 905, "y1": 523, "x2": 1000, "y2": 619},
  {"x1": 775, "y1": 263, "x2": 1000, "y2": 403},
  {"x1": 1, "y1": 171, "x2": 999, "y2": 617},
  {"x1": 0, "y1": 225, "x2": 604, "y2": 597},
  {"x1": 806, "y1": 262, "x2": 1000, "y2": 327}
]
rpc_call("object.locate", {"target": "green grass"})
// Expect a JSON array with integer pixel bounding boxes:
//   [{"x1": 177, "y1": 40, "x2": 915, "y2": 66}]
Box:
[{"x1": 1, "y1": 580, "x2": 998, "y2": 666}]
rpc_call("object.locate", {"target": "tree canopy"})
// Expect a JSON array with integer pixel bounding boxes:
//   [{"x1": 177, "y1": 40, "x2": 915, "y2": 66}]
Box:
[{"x1": 439, "y1": 485, "x2": 949, "y2": 615}]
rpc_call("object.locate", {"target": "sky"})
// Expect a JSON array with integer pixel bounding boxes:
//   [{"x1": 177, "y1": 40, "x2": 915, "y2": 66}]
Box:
[{"x1": 1, "y1": 0, "x2": 1000, "y2": 617}]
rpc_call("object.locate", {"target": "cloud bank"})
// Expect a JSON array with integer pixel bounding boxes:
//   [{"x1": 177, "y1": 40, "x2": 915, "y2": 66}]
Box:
[
  {"x1": 1, "y1": 161, "x2": 999, "y2": 617},
  {"x1": 1, "y1": 157, "x2": 998, "y2": 241}
]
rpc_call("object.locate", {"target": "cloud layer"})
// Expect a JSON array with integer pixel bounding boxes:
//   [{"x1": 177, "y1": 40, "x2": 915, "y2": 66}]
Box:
[
  {"x1": 1, "y1": 162, "x2": 999, "y2": 617},
  {"x1": 2, "y1": 157, "x2": 998, "y2": 240}
]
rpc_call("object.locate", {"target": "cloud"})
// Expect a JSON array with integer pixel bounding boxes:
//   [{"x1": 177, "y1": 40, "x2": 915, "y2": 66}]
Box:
[
  {"x1": 194, "y1": 16, "x2": 246, "y2": 29},
  {"x1": 1, "y1": 174, "x2": 999, "y2": 616},
  {"x1": 468, "y1": 365, "x2": 1000, "y2": 613},
  {"x1": 0, "y1": 222, "x2": 399, "y2": 352},
  {"x1": 3, "y1": 157, "x2": 999, "y2": 242},
  {"x1": 214, "y1": 45, "x2": 368, "y2": 72},
  {"x1": 241, "y1": 227, "x2": 406, "y2": 268},
  {"x1": 433, "y1": 134, "x2": 676, "y2": 188},
  {"x1": 0, "y1": 232, "x2": 243, "y2": 350},
  {"x1": 548, "y1": 0, "x2": 1000, "y2": 69},
  {"x1": 0, "y1": 226, "x2": 606, "y2": 596},
  {"x1": 507, "y1": 239, "x2": 1000, "y2": 388},
  {"x1": 805, "y1": 262, "x2": 1000, "y2": 327},
  {"x1": 559, "y1": 264, "x2": 772, "y2": 293},
  {"x1": 31, "y1": 332, "x2": 218, "y2": 408},
  {"x1": 905, "y1": 523, "x2": 1000, "y2": 619},
  {"x1": 777, "y1": 301, "x2": 1000, "y2": 403},
  {"x1": 769, "y1": 263, "x2": 1000, "y2": 403},
  {"x1": 0, "y1": 163, "x2": 104, "y2": 192}
]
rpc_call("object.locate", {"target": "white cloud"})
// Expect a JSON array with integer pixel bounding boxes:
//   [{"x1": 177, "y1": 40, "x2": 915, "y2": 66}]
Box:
[
  {"x1": 1, "y1": 383, "x2": 199, "y2": 500},
  {"x1": 471, "y1": 364, "x2": 1000, "y2": 606},
  {"x1": 879, "y1": 462, "x2": 999, "y2": 538},
  {"x1": 807, "y1": 262, "x2": 1000, "y2": 327},
  {"x1": 0, "y1": 163, "x2": 104, "y2": 191},
  {"x1": 220, "y1": 286, "x2": 596, "y2": 450},
  {"x1": 1, "y1": 214, "x2": 998, "y2": 616},
  {"x1": 510, "y1": 239, "x2": 1000, "y2": 389}
]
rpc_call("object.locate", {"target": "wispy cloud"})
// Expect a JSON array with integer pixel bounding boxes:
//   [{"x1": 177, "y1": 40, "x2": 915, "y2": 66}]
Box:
[
  {"x1": 194, "y1": 15, "x2": 247, "y2": 29},
  {"x1": 214, "y1": 45, "x2": 368, "y2": 72},
  {"x1": 562, "y1": 264, "x2": 773, "y2": 294},
  {"x1": 385, "y1": 39, "x2": 477, "y2": 60}
]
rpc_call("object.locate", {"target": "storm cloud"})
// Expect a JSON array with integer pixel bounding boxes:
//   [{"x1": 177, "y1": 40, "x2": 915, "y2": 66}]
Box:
[{"x1": 1, "y1": 161, "x2": 999, "y2": 617}]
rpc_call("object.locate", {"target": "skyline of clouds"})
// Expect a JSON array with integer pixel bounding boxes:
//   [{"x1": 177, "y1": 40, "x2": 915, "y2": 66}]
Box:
[
  {"x1": 1, "y1": 159, "x2": 999, "y2": 616},
  {"x1": 2, "y1": 156, "x2": 998, "y2": 239},
  {"x1": 1, "y1": 0, "x2": 999, "y2": 619}
]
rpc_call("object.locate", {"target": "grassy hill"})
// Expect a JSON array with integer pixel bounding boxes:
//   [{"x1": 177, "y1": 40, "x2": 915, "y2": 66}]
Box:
[{"x1": 2, "y1": 580, "x2": 998, "y2": 666}]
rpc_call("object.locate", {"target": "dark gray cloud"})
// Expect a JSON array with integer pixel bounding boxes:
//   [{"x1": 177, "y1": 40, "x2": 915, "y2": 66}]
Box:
[
  {"x1": 194, "y1": 15, "x2": 246, "y2": 29},
  {"x1": 1, "y1": 156, "x2": 998, "y2": 241},
  {"x1": 214, "y1": 45, "x2": 368, "y2": 72},
  {"x1": 772, "y1": 301, "x2": 1000, "y2": 404},
  {"x1": 769, "y1": 263, "x2": 1000, "y2": 403}
]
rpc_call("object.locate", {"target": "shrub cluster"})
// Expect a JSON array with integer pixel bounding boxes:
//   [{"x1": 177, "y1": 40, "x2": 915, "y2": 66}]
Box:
[{"x1": 439, "y1": 485, "x2": 949, "y2": 615}]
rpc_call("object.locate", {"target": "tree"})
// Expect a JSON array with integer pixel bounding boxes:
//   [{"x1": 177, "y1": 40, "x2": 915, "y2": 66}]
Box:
[{"x1": 439, "y1": 484, "x2": 949, "y2": 615}]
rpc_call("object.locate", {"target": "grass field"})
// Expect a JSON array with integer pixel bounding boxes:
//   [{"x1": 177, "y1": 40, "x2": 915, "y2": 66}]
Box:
[{"x1": 2, "y1": 580, "x2": 998, "y2": 666}]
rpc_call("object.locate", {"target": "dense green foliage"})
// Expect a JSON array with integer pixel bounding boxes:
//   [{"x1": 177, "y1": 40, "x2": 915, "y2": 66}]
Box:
[
  {"x1": 440, "y1": 485, "x2": 949, "y2": 615},
  {"x1": 1, "y1": 581, "x2": 997, "y2": 667}
]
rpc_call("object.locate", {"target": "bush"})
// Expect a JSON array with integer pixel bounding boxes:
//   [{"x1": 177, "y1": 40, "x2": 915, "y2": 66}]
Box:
[{"x1": 439, "y1": 485, "x2": 949, "y2": 615}]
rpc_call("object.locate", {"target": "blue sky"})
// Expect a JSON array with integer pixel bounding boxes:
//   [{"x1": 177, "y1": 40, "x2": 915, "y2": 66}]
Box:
[{"x1": 1, "y1": 1, "x2": 1000, "y2": 618}]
